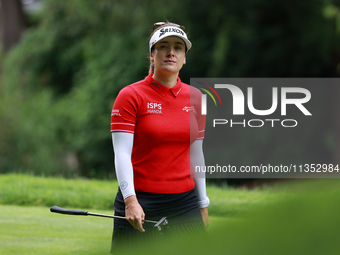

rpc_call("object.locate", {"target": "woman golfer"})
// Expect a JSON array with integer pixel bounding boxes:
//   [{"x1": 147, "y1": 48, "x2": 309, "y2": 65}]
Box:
[{"x1": 110, "y1": 21, "x2": 209, "y2": 252}]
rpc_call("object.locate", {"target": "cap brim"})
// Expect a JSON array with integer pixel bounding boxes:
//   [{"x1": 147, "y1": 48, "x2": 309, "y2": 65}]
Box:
[{"x1": 149, "y1": 26, "x2": 192, "y2": 53}]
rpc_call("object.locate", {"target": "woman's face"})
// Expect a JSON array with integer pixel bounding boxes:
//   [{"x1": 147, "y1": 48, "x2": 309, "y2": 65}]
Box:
[{"x1": 150, "y1": 36, "x2": 187, "y2": 75}]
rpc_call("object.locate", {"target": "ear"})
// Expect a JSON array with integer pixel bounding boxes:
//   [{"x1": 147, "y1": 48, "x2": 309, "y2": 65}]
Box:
[
  {"x1": 183, "y1": 56, "x2": 186, "y2": 65},
  {"x1": 150, "y1": 53, "x2": 154, "y2": 62}
]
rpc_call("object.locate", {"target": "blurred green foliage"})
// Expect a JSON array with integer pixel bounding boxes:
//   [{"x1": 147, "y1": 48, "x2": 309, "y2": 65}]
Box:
[
  {"x1": 122, "y1": 179, "x2": 340, "y2": 255},
  {"x1": 0, "y1": 0, "x2": 339, "y2": 178}
]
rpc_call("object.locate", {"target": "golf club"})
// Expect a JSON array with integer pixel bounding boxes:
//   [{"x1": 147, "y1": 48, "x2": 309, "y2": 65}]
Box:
[{"x1": 50, "y1": 205, "x2": 168, "y2": 231}]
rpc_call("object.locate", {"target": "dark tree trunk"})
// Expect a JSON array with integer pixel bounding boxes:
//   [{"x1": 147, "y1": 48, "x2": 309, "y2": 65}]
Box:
[{"x1": 0, "y1": 0, "x2": 26, "y2": 52}]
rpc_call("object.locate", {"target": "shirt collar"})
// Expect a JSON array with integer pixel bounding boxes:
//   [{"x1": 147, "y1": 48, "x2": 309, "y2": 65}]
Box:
[{"x1": 146, "y1": 74, "x2": 182, "y2": 98}]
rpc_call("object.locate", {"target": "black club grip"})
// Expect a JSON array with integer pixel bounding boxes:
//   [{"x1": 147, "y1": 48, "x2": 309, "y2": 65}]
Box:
[{"x1": 50, "y1": 205, "x2": 88, "y2": 216}]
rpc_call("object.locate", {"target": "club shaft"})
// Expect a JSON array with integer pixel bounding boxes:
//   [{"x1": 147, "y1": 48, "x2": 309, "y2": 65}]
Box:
[
  {"x1": 87, "y1": 212, "x2": 157, "y2": 223},
  {"x1": 50, "y1": 206, "x2": 159, "y2": 224}
]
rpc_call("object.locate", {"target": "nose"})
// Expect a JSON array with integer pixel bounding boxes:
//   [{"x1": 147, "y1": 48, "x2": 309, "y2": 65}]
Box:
[{"x1": 166, "y1": 46, "x2": 175, "y2": 56}]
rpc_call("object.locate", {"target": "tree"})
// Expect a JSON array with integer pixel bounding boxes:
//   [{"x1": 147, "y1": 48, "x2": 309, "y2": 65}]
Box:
[
  {"x1": 0, "y1": 0, "x2": 338, "y2": 180},
  {"x1": 0, "y1": 0, "x2": 26, "y2": 52}
]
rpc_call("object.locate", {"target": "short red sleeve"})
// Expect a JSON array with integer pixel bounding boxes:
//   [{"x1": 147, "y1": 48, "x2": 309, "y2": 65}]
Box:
[
  {"x1": 191, "y1": 87, "x2": 206, "y2": 140},
  {"x1": 111, "y1": 86, "x2": 139, "y2": 134}
]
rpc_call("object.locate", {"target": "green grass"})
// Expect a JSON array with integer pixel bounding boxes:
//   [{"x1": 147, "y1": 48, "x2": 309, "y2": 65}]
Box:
[
  {"x1": 0, "y1": 204, "x2": 227, "y2": 255},
  {"x1": 0, "y1": 174, "x2": 118, "y2": 210},
  {"x1": 1, "y1": 174, "x2": 340, "y2": 254},
  {"x1": 0, "y1": 174, "x2": 298, "y2": 216},
  {"x1": 0, "y1": 204, "x2": 113, "y2": 255}
]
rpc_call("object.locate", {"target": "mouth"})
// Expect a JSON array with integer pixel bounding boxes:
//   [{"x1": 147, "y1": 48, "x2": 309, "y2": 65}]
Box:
[{"x1": 164, "y1": 60, "x2": 176, "y2": 64}]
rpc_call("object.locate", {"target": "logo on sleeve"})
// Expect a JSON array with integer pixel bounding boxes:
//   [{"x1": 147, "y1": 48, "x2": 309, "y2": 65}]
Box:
[
  {"x1": 111, "y1": 109, "x2": 121, "y2": 116},
  {"x1": 147, "y1": 102, "x2": 162, "y2": 114}
]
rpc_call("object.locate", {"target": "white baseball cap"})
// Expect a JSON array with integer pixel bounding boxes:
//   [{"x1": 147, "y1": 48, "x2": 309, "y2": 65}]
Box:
[{"x1": 149, "y1": 23, "x2": 192, "y2": 53}]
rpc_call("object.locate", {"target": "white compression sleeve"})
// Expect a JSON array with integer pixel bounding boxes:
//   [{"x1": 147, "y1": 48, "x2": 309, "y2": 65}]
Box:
[
  {"x1": 190, "y1": 140, "x2": 210, "y2": 208},
  {"x1": 112, "y1": 132, "x2": 136, "y2": 199}
]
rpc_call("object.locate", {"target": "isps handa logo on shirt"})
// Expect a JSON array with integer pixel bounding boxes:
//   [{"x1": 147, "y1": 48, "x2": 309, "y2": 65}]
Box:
[{"x1": 147, "y1": 102, "x2": 162, "y2": 114}]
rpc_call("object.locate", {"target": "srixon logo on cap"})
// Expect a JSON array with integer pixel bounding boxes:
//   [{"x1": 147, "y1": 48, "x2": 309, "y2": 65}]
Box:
[{"x1": 159, "y1": 27, "x2": 185, "y2": 37}]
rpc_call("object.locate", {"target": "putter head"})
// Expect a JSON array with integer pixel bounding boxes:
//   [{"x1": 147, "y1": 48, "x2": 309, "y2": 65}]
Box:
[{"x1": 154, "y1": 217, "x2": 168, "y2": 231}]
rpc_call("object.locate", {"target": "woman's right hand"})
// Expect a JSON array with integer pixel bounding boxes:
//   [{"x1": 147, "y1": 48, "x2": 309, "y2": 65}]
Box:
[{"x1": 124, "y1": 195, "x2": 145, "y2": 232}]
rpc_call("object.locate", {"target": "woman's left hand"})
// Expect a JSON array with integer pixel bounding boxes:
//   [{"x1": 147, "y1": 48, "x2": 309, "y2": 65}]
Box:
[{"x1": 200, "y1": 207, "x2": 209, "y2": 228}]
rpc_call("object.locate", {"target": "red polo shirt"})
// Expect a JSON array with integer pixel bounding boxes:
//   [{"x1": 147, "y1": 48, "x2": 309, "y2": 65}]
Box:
[{"x1": 111, "y1": 74, "x2": 205, "y2": 194}]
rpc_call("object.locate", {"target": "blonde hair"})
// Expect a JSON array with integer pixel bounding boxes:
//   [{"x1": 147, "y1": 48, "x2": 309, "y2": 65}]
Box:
[{"x1": 148, "y1": 60, "x2": 155, "y2": 75}]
